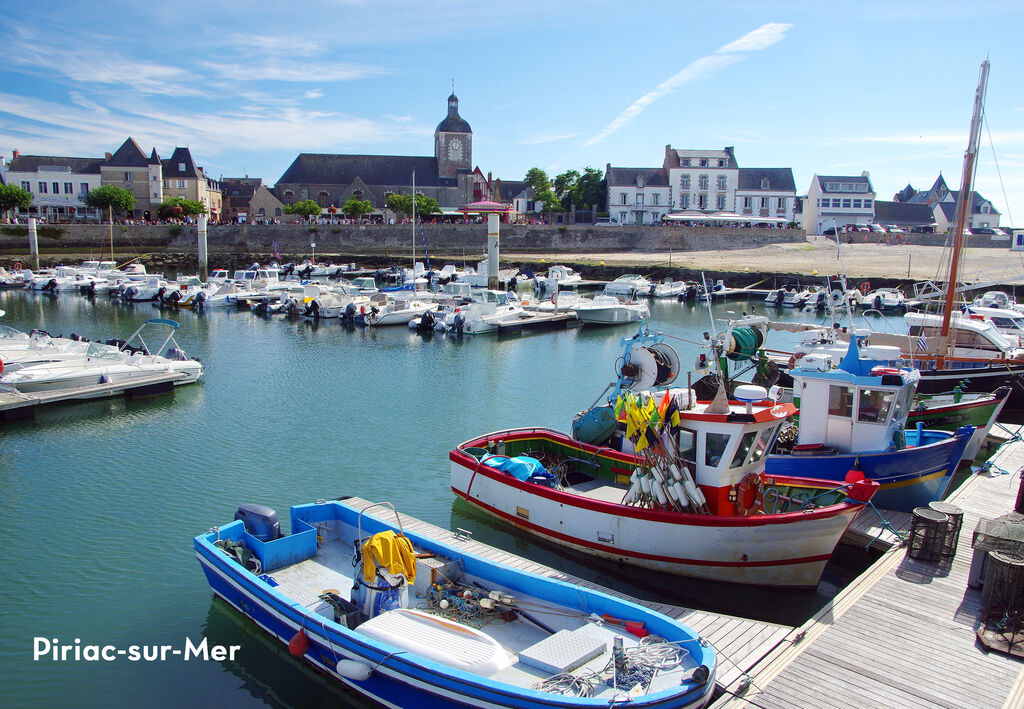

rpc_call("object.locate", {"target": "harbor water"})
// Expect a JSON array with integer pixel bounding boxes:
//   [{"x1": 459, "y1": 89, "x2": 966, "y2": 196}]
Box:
[{"x1": 0, "y1": 289, "x2": 907, "y2": 708}]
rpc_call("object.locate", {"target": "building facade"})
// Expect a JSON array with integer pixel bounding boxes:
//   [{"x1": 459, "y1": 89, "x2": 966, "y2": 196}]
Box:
[
  {"x1": 803, "y1": 173, "x2": 876, "y2": 234},
  {"x1": 898, "y1": 175, "x2": 1001, "y2": 232},
  {"x1": 161, "y1": 147, "x2": 222, "y2": 221},
  {"x1": 99, "y1": 137, "x2": 164, "y2": 219},
  {"x1": 3, "y1": 149, "x2": 103, "y2": 221},
  {"x1": 734, "y1": 168, "x2": 796, "y2": 222},
  {"x1": 604, "y1": 165, "x2": 671, "y2": 225},
  {"x1": 663, "y1": 146, "x2": 739, "y2": 211}
]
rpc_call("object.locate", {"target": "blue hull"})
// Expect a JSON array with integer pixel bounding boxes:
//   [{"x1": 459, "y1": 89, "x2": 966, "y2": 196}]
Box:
[
  {"x1": 194, "y1": 500, "x2": 715, "y2": 709},
  {"x1": 765, "y1": 427, "x2": 973, "y2": 512}
]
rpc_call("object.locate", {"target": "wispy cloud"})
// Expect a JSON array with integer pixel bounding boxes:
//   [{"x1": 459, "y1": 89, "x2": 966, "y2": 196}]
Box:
[
  {"x1": 583, "y1": 23, "x2": 793, "y2": 147},
  {"x1": 521, "y1": 132, "x2": 578, "y2": 145},
  {"x1": 304, "y1": 89, "x2": 325, "y2": 100},
  {"x1": 204, "y1": 59, "x2": 386, "y2": 83}
]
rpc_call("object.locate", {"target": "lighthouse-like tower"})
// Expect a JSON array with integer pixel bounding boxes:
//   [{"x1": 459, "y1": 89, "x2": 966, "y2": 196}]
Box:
[{"x1": 435, "y1": 93, "x2": 472, "y2": 179}]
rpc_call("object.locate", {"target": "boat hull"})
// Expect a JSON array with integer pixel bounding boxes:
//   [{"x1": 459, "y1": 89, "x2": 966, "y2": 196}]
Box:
[
  {"x1": 765, "y1": 426, "x2": 972, "y2": 512},
  {"x1": 915, "y1": 363, "x2": 1024, "y2": 413},
  {"x1": 573, "y1": 305, "x2": 648, "y2": 324},
  {"x1": 908, "y1": 387, "x2": 1009, "y2": 460},
  {"x1": 451, "y1": 430, "x2": 865, "y2": 588}
]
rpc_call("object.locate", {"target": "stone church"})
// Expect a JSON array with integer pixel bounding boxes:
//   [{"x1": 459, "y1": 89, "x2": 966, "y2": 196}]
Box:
[{"x1": 273, "y1": 93, "x2": 476, "y2": 212}]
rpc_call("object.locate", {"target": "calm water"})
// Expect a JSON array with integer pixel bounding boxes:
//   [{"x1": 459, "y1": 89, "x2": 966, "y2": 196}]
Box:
[{"x1": 0, "y1": 288, "x2": 902, "y2": 708}]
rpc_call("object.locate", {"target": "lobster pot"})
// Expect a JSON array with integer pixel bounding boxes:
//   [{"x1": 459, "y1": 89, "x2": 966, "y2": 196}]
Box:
[
  {"x1": 928, "y1": 501, "x2": 964, "y2": 560},
  {"x1": 907, "y1": 507, "x2": 949, "y2": 562},
  {"x1": 981, "y1": 552, "x2": 1024, "y2": 612}
]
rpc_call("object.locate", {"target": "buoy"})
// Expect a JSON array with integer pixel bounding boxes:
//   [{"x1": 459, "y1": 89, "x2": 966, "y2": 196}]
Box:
[
  {"x1": 336, "y1": 658, "x2": 373, "y2": 681},
  {"x1": 599, "y1": 261, "x2": 605, "y2": 266},
  {"x1": 651, "y1": 479, "x2": 668, "y2": 506},
  {"x1": 812, "y1": 269, "x2": 818, "y2": 276},
  {"x1": 288, "y1": 629, "x2": 310, "y2": 656}
]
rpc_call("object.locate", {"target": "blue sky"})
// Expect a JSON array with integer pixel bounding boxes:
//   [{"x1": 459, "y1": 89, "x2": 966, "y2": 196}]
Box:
[{"x1": 1, "y1": 1, "x2": 1022, "y2": 223}]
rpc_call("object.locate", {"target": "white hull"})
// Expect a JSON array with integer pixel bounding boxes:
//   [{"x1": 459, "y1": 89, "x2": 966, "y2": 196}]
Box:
[
  {"x1": 3, "y1": 360, "x2": 202, "y2": 396},
  {"x1": 572, "y1": 302, "x2": 648, "y2": 324}
]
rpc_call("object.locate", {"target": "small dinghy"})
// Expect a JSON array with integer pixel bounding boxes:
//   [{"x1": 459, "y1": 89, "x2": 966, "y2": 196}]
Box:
[{"x1": 195, "y1": 498, "x2": 716, "y2": 708}]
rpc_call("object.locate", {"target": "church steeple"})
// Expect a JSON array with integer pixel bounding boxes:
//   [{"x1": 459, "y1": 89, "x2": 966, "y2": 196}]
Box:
[{"x1": 435, "y1": 90, "x2": 472, "y2": 179}]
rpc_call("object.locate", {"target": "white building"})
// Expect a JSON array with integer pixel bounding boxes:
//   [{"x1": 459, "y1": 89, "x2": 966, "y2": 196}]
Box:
[
  {"x1": 734, "y1": 168, "x2": 796, "y2": 223},
  {"x1": 604, "y1": 165, "x2": 671, "y2": 225},
  {"x1": 900, "y1": 175, "x2": 1001, "y2": 233},
  {"x1": 804, "y1": 172, "x2": 876, "y2": 234},
  {"x1": 3, "y1": 149, "x2": 104, "y2": 221},
  {"x1": 662, "y1": 146, "x2": 738, "y2": 212}
]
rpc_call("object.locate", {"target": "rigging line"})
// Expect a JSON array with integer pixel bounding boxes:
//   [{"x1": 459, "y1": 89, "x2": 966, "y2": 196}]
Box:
[{"x1": 983, "y1": 113, "x2": 1018, "y2": 257}]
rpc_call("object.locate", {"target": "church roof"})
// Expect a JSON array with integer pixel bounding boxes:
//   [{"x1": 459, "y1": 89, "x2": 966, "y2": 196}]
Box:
[
  {"x1": 436, "y1": 93, "x2": 472, "y2": 133},
  {"x1": 277, "y1": 154, "x2": 447, "y2": 187}
]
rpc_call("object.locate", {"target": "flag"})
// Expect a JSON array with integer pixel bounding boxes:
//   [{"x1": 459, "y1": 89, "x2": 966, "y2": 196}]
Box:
[
  {"x1": 614, "y1": 395, "x2": 626, "y2": 422},
  {"x1": 646, "y1": 396, "x2": 661, "y2": 425},
  {"x1": 916, "y1": 335, "x2": 928, "y2": 352},
  {"x1": 664, "y1": 397, "x2": 681, "y2": 432},
  {"x1": 634, "y1": 426, "x2": 650, "y2": 453},
  {"x1": 657, "y1": 389, "x2": 672, "y2": 420}
]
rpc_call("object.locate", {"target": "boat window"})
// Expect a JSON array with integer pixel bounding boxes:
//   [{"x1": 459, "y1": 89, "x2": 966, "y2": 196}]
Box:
[
  {"x1": 828, "y1": 385, "x2": 854, "y2": 417},
  {"x1": 730, "y1": 431, "x2": 757, "y2": 468},
  {"x1": 857, "y1": 389, "x2": 894, "y2": 423},
  {"x1": 85, "y1": 342, "x2": 121, "y2": 360},
  {"x1": 677, "y1": 428, "x2": 697, "y2": 464},
  {"x1": 748, "y1": 426, "x2": 776, "y2": 464},
  {"x1": 705, "y1": 432, "x2": 731, "y2": 467},
  {"x1": 890, "y1": 385, "x2": 914, "y2": 423}
]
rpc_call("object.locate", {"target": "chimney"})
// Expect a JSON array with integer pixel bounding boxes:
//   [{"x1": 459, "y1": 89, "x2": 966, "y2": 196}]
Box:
[
  {"x1": 12, "y1": 149, "x2": 19, "y2": 159},
  {"x1": 105, "y1": 152, "x2": 112, "y2": 160}
]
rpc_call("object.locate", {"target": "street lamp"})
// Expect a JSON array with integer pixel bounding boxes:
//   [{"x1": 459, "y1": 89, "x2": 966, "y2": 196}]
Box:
[{"x1": 311, "y1": 241, "x2": 316, "y2": 264}]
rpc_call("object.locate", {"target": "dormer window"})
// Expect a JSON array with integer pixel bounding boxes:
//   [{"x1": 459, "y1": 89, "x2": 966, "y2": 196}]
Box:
[
  {"x1": 699, "y1": 159, "x2": 709, "y2": 167},
  {"x1": 178, "y1": 163, "x2": 186, "y2": 172},
  {"x1": 760, "y1": 177, "x2": 770, "y2": 190},
  {"x1": 718, "y1": 159, "x2": 726, "y2": 167},
  {"x1": 681, "y1": 158, "x2": 690, "y2": 167}
]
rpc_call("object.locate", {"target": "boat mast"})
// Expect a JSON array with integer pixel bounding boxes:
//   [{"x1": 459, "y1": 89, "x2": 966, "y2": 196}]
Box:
[
  {"x1": 411, "y1": 170, "x2": 417, "y2": 279},
  {"x1": 939, "y1": 60, "x2": 990, "y2": 363}
]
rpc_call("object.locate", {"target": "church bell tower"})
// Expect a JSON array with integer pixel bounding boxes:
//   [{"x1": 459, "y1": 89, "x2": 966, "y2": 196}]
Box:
[{"x1": 435, "y1": 92, "x2": 472, "y2": 179}]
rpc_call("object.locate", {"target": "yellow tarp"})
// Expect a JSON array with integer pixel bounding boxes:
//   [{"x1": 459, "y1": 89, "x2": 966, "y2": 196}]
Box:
[{"x1": 361, "y1": 530, "x2": 417, "y2": 584}]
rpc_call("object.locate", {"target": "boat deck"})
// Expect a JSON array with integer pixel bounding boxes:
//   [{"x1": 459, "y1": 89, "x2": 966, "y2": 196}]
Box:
[
  {"x1": 0, "y1": 371, "x2": 188, "y2": 420},
  {"x1": 712, "y1": 424, "x2": 1024, "y2": 708},
  {"x1": 342, "y1": 496, "x2": 793, "y2": 694}
]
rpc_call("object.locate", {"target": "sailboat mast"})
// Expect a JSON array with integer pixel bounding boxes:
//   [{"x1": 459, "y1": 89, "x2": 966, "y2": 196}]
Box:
[
  {"x1": 939, "y1": 60, "x2": 990, "y2": 360},
  {"x1": 411, "y1": 170, "x2": 417, "y2": 277}
]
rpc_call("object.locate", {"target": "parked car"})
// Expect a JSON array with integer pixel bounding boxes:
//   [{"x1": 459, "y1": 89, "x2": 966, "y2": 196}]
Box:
[
  {"x1": 844, "y1": 224, "x2": 867, "y2": 233},
  {"x1": 593, "y1": 217, "x2": 615, "y2": 226},
  {"x1": 822, "y1": 227, "x2": 838, "y2": 236},
  {"x1": 867, "y1": 224, "x2": 887, "y2": 234},
  {"x1": 910, "y1": 225, "x2": 935, "y2": 234},
  {"x1": 973, "y1": 227, "x2": 1009, "y2": 236},
  {"x1": 886, "y1": 225, "x2": 906, "y2": 235}
]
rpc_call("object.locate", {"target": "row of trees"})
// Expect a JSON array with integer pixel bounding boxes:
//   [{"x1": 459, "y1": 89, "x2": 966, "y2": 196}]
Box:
[
  {"x1": 279, "y1": 194, "x2": 442, "y2": 221},
  {"x1": 523, "y1": 166, "x2": 606, "y2": 213}
]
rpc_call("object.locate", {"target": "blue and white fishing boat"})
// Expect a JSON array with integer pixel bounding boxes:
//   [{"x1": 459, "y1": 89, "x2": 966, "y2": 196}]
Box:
[
  {"x1": 195, "y1": 498, "x2": 716, "y2": 708},
  {"x1": 764, "y1": 332, "x2": 973, "y2": 511}
]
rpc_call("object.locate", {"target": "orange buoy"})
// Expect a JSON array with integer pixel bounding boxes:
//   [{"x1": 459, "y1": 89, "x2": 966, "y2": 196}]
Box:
[
  {"x1": 288, "y1": 629, "x2": 310, "y2": 656},
  {"x1": 859, "y1": 281, "x2": 871, "y2": 295}
]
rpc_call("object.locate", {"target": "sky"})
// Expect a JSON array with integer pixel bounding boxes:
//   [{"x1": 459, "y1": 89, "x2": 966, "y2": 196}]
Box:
[{"x1": 1, "y1": 1, "x2": 1022, "y2": 224}]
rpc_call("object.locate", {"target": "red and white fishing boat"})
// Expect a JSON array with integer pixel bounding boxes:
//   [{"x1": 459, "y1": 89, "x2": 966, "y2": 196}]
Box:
[{"x1": 450, "y1": 328, "x2": 878, "y2": 588}]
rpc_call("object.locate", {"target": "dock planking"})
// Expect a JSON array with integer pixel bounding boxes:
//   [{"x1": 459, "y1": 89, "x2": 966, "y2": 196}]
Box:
[
  {"x1": 342, "y1": 495, "x2": 794, "y2": 695},
  {"x1": 712, "y1": 425, "x2": 1024, "y2": 708}
]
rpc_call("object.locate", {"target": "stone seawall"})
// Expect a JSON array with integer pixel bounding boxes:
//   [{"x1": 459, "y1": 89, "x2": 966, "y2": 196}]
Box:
[{"x1": 0, "y1": 222, "x2": 805, "y2": 256}]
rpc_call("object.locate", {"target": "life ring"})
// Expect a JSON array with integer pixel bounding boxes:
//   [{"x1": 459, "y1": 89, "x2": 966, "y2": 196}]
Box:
[
  {"x1": 13, "y1": 262, "x2": 21, "y2": 270},
  {"x1": 859, "y1": 281, "x2": 871, "y2": 295},
  {"x1": 735, "y1": 472, "x2": 764, "y2": 516},
  {"x1": 0, "y1": 358, "x2": 4, "y2": 374}
]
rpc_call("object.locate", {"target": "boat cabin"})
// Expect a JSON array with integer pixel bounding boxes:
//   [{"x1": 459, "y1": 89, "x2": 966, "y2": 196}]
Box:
[
  {"x1": 904, "y1": 312, "x2": 1021, "y2": 360},
  {"x1": 790, "y1": 337, "x2": 918, "y2": 455}
]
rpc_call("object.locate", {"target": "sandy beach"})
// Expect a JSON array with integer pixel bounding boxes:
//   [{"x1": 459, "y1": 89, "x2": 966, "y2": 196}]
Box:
[{"x1": 519, "y1": 238, "x2": 1024, "y2": 282}]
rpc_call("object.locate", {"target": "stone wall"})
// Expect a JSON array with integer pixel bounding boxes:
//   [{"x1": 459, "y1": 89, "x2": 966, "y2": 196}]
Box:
[{"x1": 0, "y1": 222, "x2": 805, "y2": 256}]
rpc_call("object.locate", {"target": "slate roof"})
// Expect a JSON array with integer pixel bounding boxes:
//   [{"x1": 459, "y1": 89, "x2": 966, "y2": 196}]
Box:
[
  {"x1": 894, "y1": 184, "x2": 917, "y2": 202},
  {"x1": 815, "y1": 174, "x2": 874, "y2": 193},
  {"x1": 873, "y1": 200, "x2": 934, "y2": 226},
  {"x1": 937, "y1": 202, "x2": 958, "y2": 220},
  {"x1": 162, "y1": 147, "x2": 204, "y2": 179},
  {"x1": 737, "y1": 168, "x2": 796, "y2": 192},
  {"x1": 948, "y1": 190, "x2": 1000, "y2": 215},
  {"x1": 221, "y1": 177, "x2": 262, "y2": 199},
  {"x1": 105, "y1": 137, "x2": 152, "y2": 168},
  {"x1": 6, "y1": 155, "x2": 103, "y2": 174},
  {"x1": 606, "y1": 167, "x2": 668, "y2": 187},
  {"x1": 436, "y1": 93, "x2": 472, "y2": 133},
  {"x1": 494, "y1": 180, "x2": 527, "y2": 201},
  {"x1": 277, "y1": 154, "x2": 445, "y2": 187}
]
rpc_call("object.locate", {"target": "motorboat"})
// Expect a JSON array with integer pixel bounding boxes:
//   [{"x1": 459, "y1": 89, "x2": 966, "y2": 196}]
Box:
[
  {"x1": 452, "y1": 290, "x2": 527, "y2": 335},
  {"x1": 456, "y1": 259, "x2": 520, "y2": 289},
  {"x1": 195, "y1": 498, "x2": 716, "y2": 708},
  {"x1": 537, "y1": 265, "x2": 582, "y2": 292},
  {"x1": 121, "y1": 276, "x2": 168, "y2": 302},
  {"x1": 604, "y1": 274, "x2": 652, "y2": 297},
  {"x1": 571, "y1": 293, "x2": 649, "y2": 325},
  {"x1": 350, "y1": 277, "x2": 378, "y2": 295},
  {"x1": 859, "y1": 287, "x2": 906, "y2": 312},
  {"x1": 534, "y1": 290, "x2": 590, "y2": 313},
  {"x1": 364, "y1": 299, "x2": 434, "y2": 327},
  {"x1": 649, "y1": 278, "x2": 688, "y2": 298},
  {"x1": 0, "y1": 318, "x2": 202, "y2": 396},
  {"x1": 452, "y1": 328, "x2": 878, "y2": 587},
  {"x1": 960, "y1": 305, "x2": 1024, "y2": 345}
]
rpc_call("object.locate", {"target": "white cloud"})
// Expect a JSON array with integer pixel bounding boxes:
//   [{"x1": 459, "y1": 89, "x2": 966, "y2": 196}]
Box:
[
  {"x1": 304, "y1": 90, "x2": 325, "y2": 99},
  {"x1": 384, "y1": 114, "x2": 414, "y2": 123},
  {"x1": 205, "y1": 59, "x2": 386, "y2": 83},
  {"x1": 716, "y1": 23, "x2": 793, "y2": 53}
]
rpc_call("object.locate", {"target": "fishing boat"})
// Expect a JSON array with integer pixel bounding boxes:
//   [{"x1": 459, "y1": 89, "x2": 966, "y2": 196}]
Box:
[
  {"x1": 195, "y1": 498, "x2": 716, "y2": 708},
  {"x1": 762, "y1": 332, "x2": 974, "y2": 512},
  {"x1": 451, "y1": 327, "x2": 878, "y2": 588}
]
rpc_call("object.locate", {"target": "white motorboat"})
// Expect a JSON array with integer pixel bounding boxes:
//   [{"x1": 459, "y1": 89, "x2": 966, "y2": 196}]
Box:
[
  {"x1": 604, "y1": 274, "x2": 652, "y2": 297},
  {"x1": 534, "y1": 290, "x2": 590, "y2": 313},
  {"x1": 350, "y1": 277, "x2": 378, "y2": 295},
  {"x1": 454, "y1": 290, "x2": 527, "y2": 334},
  {"x1": 859, "y1": 287, "x2": 906, "y2": 311},
  {"x1": 571, "y1": 293, "x2": 649, "y2": 325},
  {"x1": 456, "y1": 259, "x2": 519, "y2": 288},
  {"x1": 0, "y1": 318, "x2": 202, "y2": 396},
  {"x1": 961, "y1": 305, "x2": 1024, "y2": 345},
  {"x1": 364, "y1": 299, "x2": 434, "y2": 326},
  {"x1": 121, "y1": 276, "x2": 168, "y2": 302},
  {"x1": 537, "y1": 265, "x2": 582, "y2": 291},
  {"x1": 650, "y1": 278, "x2": 688, "y2": 298}
]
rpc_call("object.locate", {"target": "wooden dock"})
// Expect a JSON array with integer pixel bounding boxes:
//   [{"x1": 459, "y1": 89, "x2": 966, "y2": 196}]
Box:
[
  {"x1": 712, "y1": 425, "x2": 1024, "y2": 709},
  {"x1": 0, "y1": 371, "x2": 188, "y2": 420},
  {"x1": 342, "y1": 496, "x2": 793, "y2": 695}
]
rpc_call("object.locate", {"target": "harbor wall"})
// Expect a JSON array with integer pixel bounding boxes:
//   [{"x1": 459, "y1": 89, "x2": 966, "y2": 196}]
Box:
[{"x1": 0, "y1": 222, "x2": 805, "y2": 256}]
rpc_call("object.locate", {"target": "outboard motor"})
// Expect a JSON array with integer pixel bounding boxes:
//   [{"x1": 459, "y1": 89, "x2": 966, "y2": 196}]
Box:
[
  {"x1": 873, "y1": 295, "x2": 882, "y2": 310},
  {"x1": 453, "y1": 312, "x2": 465, "y2": 336},
  {"x1": 303, "y1": 300, "x2": 319, "y2": 318},
  {"x1": 194, "y1": 291, "x2": 206, "y2": 309},
  {"x1": 123, "y1": 286, "x2": 138, "y2": 301},
  {"x1": 253, "y1": 299, "x2": 268, "y2": 316},
  {"x1": 166, "y1": 289, "x2": 182, "y2": 306},
  {"x1": 298, "y1": 265, "x2": 313, "y2": 279},
  {"x1": 43, "y1": 278, "x2": 58, "y2": 293},
  {"x1": 234, "y1": 503, "x2": 281, "y2": 542},
  {"x1": 417, "y1": 309, "x2": 435, "y2": 334},
  {"x1": 155, "y1": 286, "x2": 167, "y2": 303},
  {"x1": 342, "y1": 302, "x2": 357, "y2": 325}
]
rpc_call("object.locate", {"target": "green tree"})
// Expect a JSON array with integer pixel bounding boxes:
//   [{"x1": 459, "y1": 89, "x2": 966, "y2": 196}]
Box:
[
  {"x1": 553, "y1": 167, "x2": 606, "y2": 210},
  {"x1": 156, "y1": 196, "x2": 207, "y2": 220},
  {"x1": 523, "y1": 167, "x2": 562, "y2": 212},
  {"x1": 283, "y1": 199, "x2": 323, "y2": 219},
  {"x1": 385, "y1": 193, "x2": 440, "y2": 220},
  {"x1": 0, "y1": 184, "x2": 32, "y2": 220},
  {"x1": 85, "y1": 185, "x2": 135, "y2": 220},
  {"x1": 342, "y1": 197, "x2": 374, "y2": 220}
]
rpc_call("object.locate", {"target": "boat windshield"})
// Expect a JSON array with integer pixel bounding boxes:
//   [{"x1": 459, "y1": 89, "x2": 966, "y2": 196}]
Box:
[
  {"x1": 0, "y1": 324, "x2": 28, "y2": 341},
  {"x1": 84, "y1": 342, "x2": 121, "y2": 360}
]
